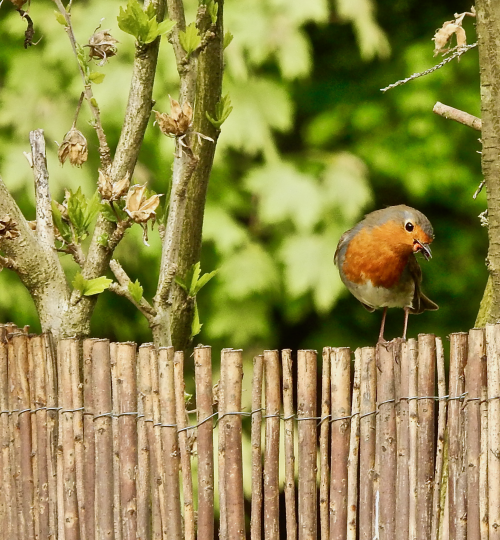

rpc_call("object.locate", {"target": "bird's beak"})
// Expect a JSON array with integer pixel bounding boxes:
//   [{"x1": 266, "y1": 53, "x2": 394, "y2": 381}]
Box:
[{"x1": 414, "y1": 239, "x2": 432, "y2": 261}]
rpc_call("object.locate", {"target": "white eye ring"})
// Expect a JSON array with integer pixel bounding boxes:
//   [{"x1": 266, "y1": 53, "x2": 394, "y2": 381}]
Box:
[{"x1": 405, "y1": 221, "x2": 414, "y2": 232}]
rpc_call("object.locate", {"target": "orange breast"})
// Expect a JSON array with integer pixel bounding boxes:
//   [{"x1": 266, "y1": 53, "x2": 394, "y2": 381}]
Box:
[{"x1": 341, "y1": 223, "x2": 412, "y2": 289}]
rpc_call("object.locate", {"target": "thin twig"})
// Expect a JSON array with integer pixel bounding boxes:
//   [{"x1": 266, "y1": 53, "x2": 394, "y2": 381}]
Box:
[
  {"x1": 52, "y1": 0, "x2": 112, "y2": 169},
  {"x1": 380, "y1": 43, "x2": 478, "y2": 92},
  {"x1": 108, "y1": 259, "x2": 157, "y2": 319},
  {"x1": 433, "y1": 102, "x2": 482, "y2": 131}
]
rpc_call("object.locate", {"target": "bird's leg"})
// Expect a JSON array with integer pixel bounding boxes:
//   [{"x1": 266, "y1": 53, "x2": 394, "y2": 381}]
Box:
[
  {"x1": 378, "y1": 307, "x2": 388, "y2": 343},
  {"x1": 402, "y1": 307, "x2": 410, "y2": 341}
]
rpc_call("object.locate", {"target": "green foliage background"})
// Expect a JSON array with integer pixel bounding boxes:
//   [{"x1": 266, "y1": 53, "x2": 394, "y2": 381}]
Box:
[{"x1": 0, "y1": 0, "x2": 486, "y2": 356}]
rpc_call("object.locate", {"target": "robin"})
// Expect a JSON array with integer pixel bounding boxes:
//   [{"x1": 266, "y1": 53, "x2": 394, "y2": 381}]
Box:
[{"x1": 334, "y1": 205, "x2": 438, "y2": 342}]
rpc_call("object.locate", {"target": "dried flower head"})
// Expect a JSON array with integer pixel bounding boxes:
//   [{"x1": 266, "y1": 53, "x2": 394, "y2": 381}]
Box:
[
  {"x1": 154, "y1": 96, "x2": 193, "y2": 137},
  {"x1": 98, "y1": 170, "x2": 130, "y2": 201},
  {"x1": 124, "y1": 184, "x2": 161, "y2": 224},
  {"x1": 0, "y1": 215, "x2": 20, "y2": 240},
  {"x1": 432, "y1": 9, "x2": 475, "y2": 56},
  {"x1": 58, "y1": 128, "x2": 88, "y2": 167},
  {"x1": 85, "y1": 30, "x2": 118, "y2": 65}
]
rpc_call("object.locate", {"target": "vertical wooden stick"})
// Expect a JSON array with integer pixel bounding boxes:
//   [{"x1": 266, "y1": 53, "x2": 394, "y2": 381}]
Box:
[
  {"x1": 396, "y1": 340, "x2": 410, "y2": 540},
  {"x1": 44, "y1": 334, "x2": 59, "y2": 540},
  {"x1": 32, "y1": 336, "x2": 50, "y2": 540},
  {"x1": 174, "y1": 351, "x2": 195, "y2": 540},
  {"x1": 480, "y1": 385, "x2": 489, "y2": 540},
  {"x1": 224, "y1": 349, "x2": 246, "y2": 540},
  {"x1": 486, "y1": 323, "x2": 500, "y2": 539},
  {"x1": 110, "y1": 343, "x2": 123, "y2": 540},
  {"x1": 431, "y1": 337, "x2": 448, "y2": 540},
  {"x1": 116, "y1": 342, "x2": 138, "y2": 540},
  {"x1": 347, "y1": 349, "x2": 361, "y2": 540},
  {"x1": 138, "y1": 345, "x2": 161, "y2": 539},
  {"x1": 12, "y1": 333, "x2": 35, "y2": 540},
  {"x1": 263, "y1": 349, "x2": 281, "y2": 540},
  {"x1": 250, "y1": 354, "x2": 264, "y2": 540},
  {"x1": 82, "y1": 339, "x2": 96, "y2": 540},
  {"x1": 92, "y1": 339, "x2": 115, "y2": 540},
  {"x1": 359, "y1": 347, "x2": 376, "y2": 540},
  {"x1": 467, "y1": 328, "x2": 486, "y2": 540},
  {"x1": 58, "y1": 339, "x2": 81, "y2": 540},
  {"x1": 194, "y1": 346, "x2": 214, "y2": 540},
  {"x1": 407, "y1": 338, "x2": 418, "y2": 540},
  {"x1": 417, "y1": 334, "x2": 436, "y2": 540},
  {"x1": 0, "y1": 330, "x2": 14, "y2": 540},
  {"x1": 448, "y1": 332, "x2": 468, "y2": 540},
  {"x1": 218, "y1": 349, "x2": 230, "y2": 540},
  {"x1": 376, "y1": 341, "x2": 397, "y2": 540},
  {"x1": 149, "y1": 347, "x2": 168, "y2": 539},
  {"x1": 158, "y1": 347, "x2": 182, "y2": 540},
  {"x1": 297, "y1": 349, "x2": 317, "y2": 540},
  {"x1": 330, "y1": 347, "x2": 351, "y2": 540},
  {"x1": 28, "y1": 335, "x2": 39, "y2": 540},
  {"x1": 319, "y1": 348, "x2": 331, "y2": 540}
]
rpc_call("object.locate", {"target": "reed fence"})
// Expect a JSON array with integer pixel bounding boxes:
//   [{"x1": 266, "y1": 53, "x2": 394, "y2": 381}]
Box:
[{"x1": 0, "y1": 322, "x2": 497, "y2": 539}]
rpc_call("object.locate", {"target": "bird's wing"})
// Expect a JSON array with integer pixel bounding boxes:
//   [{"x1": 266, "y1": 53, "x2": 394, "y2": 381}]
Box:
[
  {"x1": 407, "y1": 254, "x2": 438, "y2": 313},
  {"x1": 334, "y1": 229, "x2": 352, "y2": 266}
]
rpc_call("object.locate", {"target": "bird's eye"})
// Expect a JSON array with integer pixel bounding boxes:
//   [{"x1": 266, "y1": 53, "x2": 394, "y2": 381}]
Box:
[{"x1": 405, "y1": 221, "x2": 414, "y2": 232}]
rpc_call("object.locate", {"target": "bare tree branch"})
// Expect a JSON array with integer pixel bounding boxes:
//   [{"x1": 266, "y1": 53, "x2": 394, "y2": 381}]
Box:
[
  {"x1": 380, "y1": 43, "x2": 478, "y2": 92},
  {"x1": 433, "y1": 102, "x2": 482, "y2": 131},
  {"x1": 29, "y1": 129, "x2": 55, "y2": 250},
  {"x1": 109, "y1": 259, "x2": 157, "y2": 321}
]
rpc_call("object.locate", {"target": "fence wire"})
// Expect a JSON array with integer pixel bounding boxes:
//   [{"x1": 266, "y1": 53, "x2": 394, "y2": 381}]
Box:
[{"x1": 0, "y1": 391, "x2": 490, "y2": 434}]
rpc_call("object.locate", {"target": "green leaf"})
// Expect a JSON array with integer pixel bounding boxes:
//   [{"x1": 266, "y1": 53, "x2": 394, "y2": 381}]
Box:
[
  {"x1": 179, "y1": 22, "x2": 201, "y2": 57},
  {"x1": 54, "y1": 11, "x2": 68, "y2": 26},
  {"x1": 75, "y1": 43, "x2": 90, "y2": 80},
  {"x1": 191, "y1": 302, "x2": 202, "y2": 338},
  {"x1": 72, "y1": 273, "x2": 112, "y2": 296},
  {"x1": 206, "y1": 94, "x2": 233, "y2": 129},
  {"x1": 90, "y1": 97, "x2": 98, "y2": 108},
  {"x1": 156, "y1": 19, "x2": 176, "y2": 37},
  {"x1": 51, "y1": 201, "x2": 72, "y2": 244},
  {"x1": 128, "y1": 279, "x2": 143, "y2": 303},
  {"x1": 118, "y1": 0, "x2": 175, "y2": 44},
  {"x1": 193, "y1": 268, "x2": 218, "y2": 295},
  {"x1": 97, "y1": 234, "x2": 109, "y2": 247},
  {"x1": 118, "y1": 0, "x2": 150, "y2": 41},
  {"x1": 206, "y1": 0, "x2": 218, "y2": 25},
  {"x1": 223, "y1": 31, "x2": 233, "y2": 49},
  {"x1": 100, "y1": 201, "x2": 127, "y2": 223},
  {"x1": 66, "y1": 188, "x2": 100, "y2": 243},
  {"x1": 89, "y1": 72, "x2": 106, "y2": 84}
]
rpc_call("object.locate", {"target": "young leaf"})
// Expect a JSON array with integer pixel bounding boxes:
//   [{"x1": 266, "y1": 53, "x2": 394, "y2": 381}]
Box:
[
  {"x1": 128, "y1": 279, "x2": 144, "y2": 303},
  {"x1": 66, "y1": 188, "x2": 100, "y2": 242},
  {"x1": 179, "y1": 22, "x2": 201, "y2": 57},
  {"x1": 190, "y1": 302, "x2": 202, "y2": 338},
  {"x1": 89, "y1": 72, "x2": 106, "y2": 84},
  {"x1": 97, "y1": 233, "x2": 109, "y2": 247},
  {"x1": 223, "y1": 31, "x2": 233, "y2": 49},
  {"x1": 51, "y1": 201, "x2": 72, "y2": 244},
  {"x1": 206, "y1": 94, "x2": 233, "y2": 129},
  {"x1": 101, "y1": 201, "x2": 127, "y2": 223},
  {"x1": 118, "y1": 0, "x2": 175, "y2": 45},
  {"x1": 188, "y1": 261, "x2": 202, "y2": 296},
  {"x1": 156, "y1": 19, "x2": 176, "y2": 36},
  {"x1": 193, "y1": 268, "x2": 218, "y2": 295},
  {"x1": 54, "y1": 11, "x2": 68, "y2": 26},
  {"x1": 72, "y1": 273, "x2": 112, "y2": 296},
  {"x1": 206, "y1": 0, "x2": 218, "y2": 25}
]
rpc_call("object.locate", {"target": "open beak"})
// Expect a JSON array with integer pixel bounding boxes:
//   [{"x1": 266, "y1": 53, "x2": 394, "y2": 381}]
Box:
[{"x1": 414, "y1": 239, "x2": 432, "y2": 261}]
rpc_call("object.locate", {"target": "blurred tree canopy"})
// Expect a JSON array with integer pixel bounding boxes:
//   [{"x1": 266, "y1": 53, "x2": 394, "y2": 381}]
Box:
[{"x1": 0, "y1": 0, "x2": 486, "y2": 353}]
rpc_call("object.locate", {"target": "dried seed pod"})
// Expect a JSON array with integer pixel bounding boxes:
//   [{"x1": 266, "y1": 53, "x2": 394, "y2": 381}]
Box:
[
  {"x1": 85, "y1": 29, "x2": 118, "y2": 64},
  {"x1": 154, "y1": 96, "x2": 193, "y2": 137},
  {"x1": 98, "y1": 170, "x2": 130, "y2": 201},
  {"x1": 58, "y1": 128, "x2": 88, "y2": 167},
  {"x1": 0, "y1": 215, "x2": 20, "y2": 239},
  {"x1": 124, "y1": 184, "x2": 161, "y2": 223}
]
